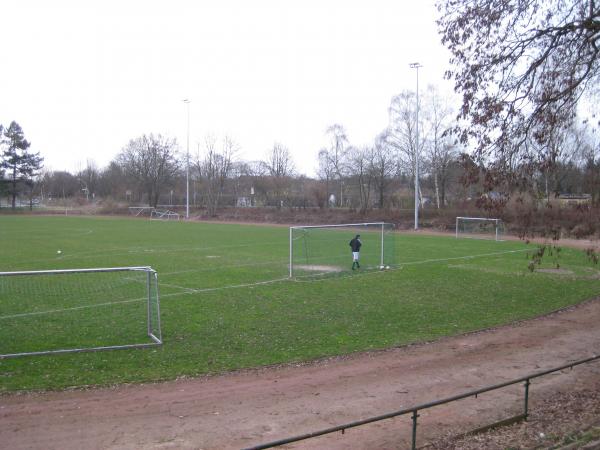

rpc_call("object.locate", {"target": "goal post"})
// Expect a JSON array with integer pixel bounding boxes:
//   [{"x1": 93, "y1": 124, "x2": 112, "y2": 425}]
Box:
[
  {"x1": 0, "y1": 266, "x2": 162, "y2": 359},
  {"x1": 289, "y1": 222, "x2": 396, "y2": 277},
  {"x1": 456, "y1": 217, "x2": 504, "y2": 241}
]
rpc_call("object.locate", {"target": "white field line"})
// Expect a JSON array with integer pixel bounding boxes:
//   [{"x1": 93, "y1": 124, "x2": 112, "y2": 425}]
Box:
[
  {"x1": 161, "y1": 258, "x2": 288, "y2": 277},
  {"x1": 160, "y1": 277, "x2": 291, "y2": 299},
  {"x1": 397, "y1": 248, "x2": 530, "y2": 267},
  {"x1": 0, "y1": 249, "x2": 530, "y2": 320},
  {"x1": 0, "y1": 297, "x2": 145, "y2": 320},
  {"x1": 0, "y1": 278, "x2": 290, "y2": 320}
]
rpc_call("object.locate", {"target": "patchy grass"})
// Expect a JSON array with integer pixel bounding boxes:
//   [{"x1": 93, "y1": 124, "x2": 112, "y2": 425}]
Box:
[{"x1": 0, "y1": 215, "x2": 598, "y2": 392}]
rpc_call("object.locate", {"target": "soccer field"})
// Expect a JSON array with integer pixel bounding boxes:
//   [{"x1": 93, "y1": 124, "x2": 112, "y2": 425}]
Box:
[{"x1": 0, "y1": 215, "x2": 598, "y2": 392}]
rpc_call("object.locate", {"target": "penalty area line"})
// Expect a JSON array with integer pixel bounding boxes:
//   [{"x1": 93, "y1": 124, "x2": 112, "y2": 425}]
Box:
[
  {"x1": 161, "y1": 277, "x2": 291, "y2": 300},
  {"x1": 0, "y1": 297, "x2": 145, "y2": 320},
  {"x1": 398, "y1": 248, "x2": 530, "y2": 267},
  {"x1": 0, "y1": 277, "x2": 293, "y2": 320}
]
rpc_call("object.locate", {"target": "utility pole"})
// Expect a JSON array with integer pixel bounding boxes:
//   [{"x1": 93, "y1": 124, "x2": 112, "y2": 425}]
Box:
[
  {"x1": 409, "y1": 62, "x2": 422, "y2": 230},
  {"x1": 183, "y1": 99, "x2": 191, "y2": 219}
]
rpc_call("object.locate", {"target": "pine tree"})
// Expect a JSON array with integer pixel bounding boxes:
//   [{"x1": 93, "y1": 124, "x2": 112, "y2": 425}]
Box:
[{"x1": 1, "y1": 121, "x2": 43, "y2": 209}]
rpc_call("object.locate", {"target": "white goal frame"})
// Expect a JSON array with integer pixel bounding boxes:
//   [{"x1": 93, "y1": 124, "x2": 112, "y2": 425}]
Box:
[
  {"x1": 129, "y1": 206, "x2": 156, "y2": 217},
  {"x1": 455, "y1": 217, "x2": 503, "y2": 241},
  {"x1": 289, "y1": 222, "x2": 389, "y2": 277},
  {"x1": 0, "y1": 266, "x2": 162, "y2": 359},
  {"x1": 151, "y1": 209, "x2": 180, "y2": 220}
]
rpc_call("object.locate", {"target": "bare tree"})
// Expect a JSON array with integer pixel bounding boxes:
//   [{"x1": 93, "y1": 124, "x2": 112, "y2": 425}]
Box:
[
  {"x1": 559, "y1": 121, "x2": 600, "y2": 201},
  {"x1": 317, "y1": 147, "x2": 335, "y2": 208},
  {"x1": 76, "y1": 159, "x2": 99, "y2": 201},
  {"x1": 97, "y1": 162, "x2": 127, "y2": 200},
  {"x1": 325, "y1": 124, "x2": 349, "y2": 206},
  {"x1": 347, "y1": 145, "x2": 376, "y2": 212},
  {"x1": 263, "y1": 142, "x2": 295, "y2": 207},
  {"x1": 423, "y1": 86, "x2": 458, "y2": 208},
  {"x1": 40, "y1": 170, "x2": 80, "y2": 201},
  {"x1": 438, "y1": 0, "x2": 600, "y2": 180},
  {"x1": 194, "y1": 134, "x2": 238, "y2": 216},
  {"x1": 264, "y1": 142, "x2": 294, "y2": 178},
  {"x1": 372, "y1": 133, "x2": 397, "y2": 209},
  {"x1": 117, "y1": 134, "x2": 180, "y2": 208},
  {"x1": 387, "y1": 91, "x2": 425, "y2": 205}
]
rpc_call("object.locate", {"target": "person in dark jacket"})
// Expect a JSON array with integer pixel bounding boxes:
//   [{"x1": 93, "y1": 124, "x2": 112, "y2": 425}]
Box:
[{"x1": 349, "y1": 234, "x2": 362, "y2": 270}]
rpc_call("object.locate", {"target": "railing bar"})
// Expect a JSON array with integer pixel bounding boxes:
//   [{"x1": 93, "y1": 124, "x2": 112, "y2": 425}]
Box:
[{"x1": 242, "y1": 354, "x2": 600, "y2": 450}]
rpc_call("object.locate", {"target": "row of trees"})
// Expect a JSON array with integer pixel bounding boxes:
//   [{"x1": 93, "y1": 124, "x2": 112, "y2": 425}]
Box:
[
  {"x1": 6, "y1": 1, "x2": 600, "y2": 215},
  {"x1": 28, "y1": 85, "x2": 466, "y2": 212},
  {"x1": 33, "y1": 97, "x2": 599, "y2": 214}
]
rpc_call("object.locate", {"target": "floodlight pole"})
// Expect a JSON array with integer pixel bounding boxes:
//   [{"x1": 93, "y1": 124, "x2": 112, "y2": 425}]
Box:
[
  {"x1": 183, "y1": 99, "x2": 191, "y2": 219},
  {"x1": 410, "y1": 62, "x2": 422, "y2": 230}
]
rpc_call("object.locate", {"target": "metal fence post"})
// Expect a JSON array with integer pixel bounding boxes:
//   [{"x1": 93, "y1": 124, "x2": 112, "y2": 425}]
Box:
[
  {"x1": 411, "y1": 410, "x2": 419, "y2": 450},
  {"x1": 524, "y1": 379, "x2": 530, "y2": 420}
]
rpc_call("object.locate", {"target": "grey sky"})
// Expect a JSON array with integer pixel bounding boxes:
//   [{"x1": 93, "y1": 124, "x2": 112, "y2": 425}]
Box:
[{"x1": 1, "y1": 0, "x2": 452, "y2": 176}]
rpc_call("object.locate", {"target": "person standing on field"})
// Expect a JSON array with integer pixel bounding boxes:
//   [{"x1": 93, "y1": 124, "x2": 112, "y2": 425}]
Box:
[{"x1": 349, "y1": 234, "x2": 362, "y2": 270}]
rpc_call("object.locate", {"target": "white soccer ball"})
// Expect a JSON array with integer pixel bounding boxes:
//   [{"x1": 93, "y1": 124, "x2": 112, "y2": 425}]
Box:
[
  {"x1": 379, "y1": 265, "x2": 385, "y2": 270},
  {"x1": 57, "y1": 250, "x2": 62, "y2": 254},
  {"x1": 385, "y1": 266, "x2": 390, "y2": 270}
]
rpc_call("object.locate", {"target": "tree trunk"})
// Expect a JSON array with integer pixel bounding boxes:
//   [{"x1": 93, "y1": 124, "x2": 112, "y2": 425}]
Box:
[
  {"x1": 10, "y1": 167, "x2": 17, "y2": 209},
  {"x1": 434, "y1": 171, "x2": 440, "y2": 209}
]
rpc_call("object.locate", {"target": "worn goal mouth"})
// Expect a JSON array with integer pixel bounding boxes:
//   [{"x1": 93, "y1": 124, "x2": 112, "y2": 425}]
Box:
[{"x1": 294, "y1": 264, "x2": 344, "y2": 273}]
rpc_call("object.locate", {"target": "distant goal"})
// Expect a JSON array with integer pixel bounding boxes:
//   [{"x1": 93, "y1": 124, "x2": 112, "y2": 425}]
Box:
[
  {"x1": 0, "y1": 266, "x2": 162, "y2": 359},
  {"x1": 456, "y1": 217, "x2": 504, "y2": 241},
  {"x1": 289, "y1": 222, "x2": 396, "y2": 277},
  {"x1": 151, "y1": 209, "x2": 180, "y2": 220}
]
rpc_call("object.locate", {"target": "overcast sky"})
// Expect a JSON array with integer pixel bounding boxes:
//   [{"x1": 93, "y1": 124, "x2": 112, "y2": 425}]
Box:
[{"x1": 1, "y1": 0, "x2": 453, "y2": 176}]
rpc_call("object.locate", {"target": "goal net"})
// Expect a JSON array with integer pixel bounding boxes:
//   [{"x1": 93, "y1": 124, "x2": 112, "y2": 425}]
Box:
[
  {"x1": 0, "y1": 266, "x2": 162, "y2": 358},
  {"x1": 456, "y1": 217, "x2": 504, "y2": 241},
  {"x1": 289, "y1": 222, "x2": 396, "y2": 277}
]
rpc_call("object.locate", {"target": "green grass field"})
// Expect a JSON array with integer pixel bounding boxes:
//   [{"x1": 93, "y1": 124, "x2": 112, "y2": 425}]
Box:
[{"x1": 0, "y1": 215, "x2": 598, "y2": 392}]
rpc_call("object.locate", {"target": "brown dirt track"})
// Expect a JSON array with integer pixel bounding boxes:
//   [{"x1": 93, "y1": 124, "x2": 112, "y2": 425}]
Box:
[
  {"x1": 1, "y1": 297, "x2": 599, "y2": 450},
  {"x1": 1, "y1": 232, "x2": 599, "y2": 450}
]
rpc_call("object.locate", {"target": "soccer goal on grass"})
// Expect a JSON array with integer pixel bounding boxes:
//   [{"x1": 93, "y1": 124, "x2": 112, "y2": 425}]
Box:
[
  {"x1": 456, "y1": 217, "x2": 504, "y2": 241},
  {"x1": 289, "y1": 222, "x2": 396, "y2": 277},
  {"x1": 0, "y1": 266, "x2": 162, "y2": 359},
  {"x1": 151, "y1": 209, "x2": 180, "y2": 220}
]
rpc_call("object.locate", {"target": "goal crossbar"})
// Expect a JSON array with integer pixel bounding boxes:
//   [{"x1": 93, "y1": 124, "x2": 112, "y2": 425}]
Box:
[
  {"x1": 0, "y1": 266, "x2": 162, "y2": 359},
  {"x1": 290, "y1": 222, "x2": 388, "y2": 230}
]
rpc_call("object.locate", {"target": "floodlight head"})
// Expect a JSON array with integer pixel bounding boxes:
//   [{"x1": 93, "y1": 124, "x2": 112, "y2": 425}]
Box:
[
  {"x1": 409, "y1": 62, "x2": 422, "y2": 69},
  {"x1": 182, "y1": 98, "x2": 190, "y2": 103}
]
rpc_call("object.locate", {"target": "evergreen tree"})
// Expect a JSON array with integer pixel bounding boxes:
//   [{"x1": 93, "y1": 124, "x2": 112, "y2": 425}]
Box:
[{"x1": 1, "y1": 121, "x2": 44, "y2": 209}]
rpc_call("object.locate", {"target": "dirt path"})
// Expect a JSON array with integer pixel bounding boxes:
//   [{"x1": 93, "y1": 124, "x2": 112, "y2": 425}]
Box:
[{"x1": 2, "y1": 298, "x2": 600, "y2": 450}]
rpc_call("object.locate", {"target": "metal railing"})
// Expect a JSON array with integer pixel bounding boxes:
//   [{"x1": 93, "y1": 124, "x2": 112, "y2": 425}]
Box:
[{"x1": 243, "y1": 354, "x2": 600, "y2": 450}]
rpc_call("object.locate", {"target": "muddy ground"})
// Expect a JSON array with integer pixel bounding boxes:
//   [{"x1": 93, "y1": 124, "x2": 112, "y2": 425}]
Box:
[{"x1": 1, "y1": 294, "x2": 600, "y2": 449}]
